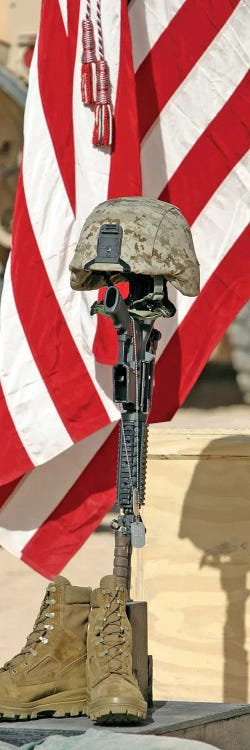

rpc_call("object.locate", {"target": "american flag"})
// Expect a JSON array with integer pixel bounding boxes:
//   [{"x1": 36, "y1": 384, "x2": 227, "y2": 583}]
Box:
[{"x1": 0, "y1": 0, "x2": 249, "y2": 577}]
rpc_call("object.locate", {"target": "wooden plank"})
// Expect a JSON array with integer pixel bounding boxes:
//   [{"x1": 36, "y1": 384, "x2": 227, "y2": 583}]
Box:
[
  {"x1": 167, "y1": 714, "x2": 250, "y2": 750},
  {"x1": 147, "y1": 429, "x2": 250, "y2": 458},
  {"x1": 133, "y1": 430, "x2": 250, "y2": 703}
]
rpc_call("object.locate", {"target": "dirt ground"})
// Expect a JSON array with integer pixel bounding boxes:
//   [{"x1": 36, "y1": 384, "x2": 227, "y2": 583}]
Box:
[{"x1": 1, "y1": 399, "x2": 249, "y2": 668}]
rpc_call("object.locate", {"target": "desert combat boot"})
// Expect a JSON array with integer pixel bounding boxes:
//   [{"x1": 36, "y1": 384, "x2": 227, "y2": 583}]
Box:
[
  {"x1": 0, "y1": 575, "x2": 91, "y2": 719},
  {"x1": 87, "y1": 575, "x2": 147, "y2": 723}
]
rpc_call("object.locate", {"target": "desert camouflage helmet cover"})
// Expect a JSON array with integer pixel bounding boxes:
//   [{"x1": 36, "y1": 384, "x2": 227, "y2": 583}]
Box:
[{"x1": 70, "y1": 197, "x2": 200, "y2": 297}]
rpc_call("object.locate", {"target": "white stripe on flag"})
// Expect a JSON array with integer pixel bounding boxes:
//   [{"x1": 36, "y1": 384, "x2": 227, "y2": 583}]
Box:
[
  {"x1": 58, "y1": 0, "x2": 68, "y2": 35},
  {"x1": 0, "y1": 264, "x2": 73, "y2": 463},
  {"x1": 141, "y1": 2, "x2": 249, "y2": 197},
  {"x1": 23, "y1": 43, "x2": 119, "y2": 424},
  {"x1": 192, "y1": 151, "x2": 250, "y2": 287},
  {"x1": 73, "y1": 0, "x2": 121, "y2": 225},
  {"x1": 129, "y1": 0, "x2": 186, "y2": 72},
  {"x1": 0, "y1": 422, "x2": 116, "y2": 557},
  {"x1": 155, "y1": 152, "x2": 250, "y2": 359}
]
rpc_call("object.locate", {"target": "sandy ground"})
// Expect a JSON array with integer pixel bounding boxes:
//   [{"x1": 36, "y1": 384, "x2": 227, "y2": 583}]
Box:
[{"x1": 0, "y1": 404, "x2": 249, "y2": 667}]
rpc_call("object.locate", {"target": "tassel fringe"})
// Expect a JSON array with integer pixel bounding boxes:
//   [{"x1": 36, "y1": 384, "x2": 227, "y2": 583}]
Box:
[
  {"x1": 81, "y1": 61, "x2": 97, "y2": 105},
  {"x1": 81, "y1": 18, "x2": 97, "y2": 105},
  {"x1": 93, "y1": 103, "x2": 113, "y2": 147},
  {"x1": 92, "y1": 59, "x2": 113, "y2": 147},
  {"x1": 81, "y1": 2, "x2": 114, "y2": 147}
]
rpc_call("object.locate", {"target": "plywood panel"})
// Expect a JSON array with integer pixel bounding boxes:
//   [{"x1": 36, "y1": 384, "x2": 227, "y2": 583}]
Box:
[{"x1": 134, "y1": 430, "x2": 250, "y2": 703}]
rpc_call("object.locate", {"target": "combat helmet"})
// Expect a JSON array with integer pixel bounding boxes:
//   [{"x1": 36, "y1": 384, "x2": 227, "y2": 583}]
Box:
[{"x1": 70, "y1": 197, "x2": 200, "y2": 297}]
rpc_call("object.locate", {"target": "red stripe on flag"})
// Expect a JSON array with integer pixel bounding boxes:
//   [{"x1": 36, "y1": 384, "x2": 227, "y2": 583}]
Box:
[
  {"x1": 136, "y1": 0, "x2": 240, "y2": 141},
  {"x1": 21, "y1": 425, "x2": 119, "y2": 577},
  {"x1": 108, "y1": 0, "x2": 142, "y2": 198},
  {"x1": 0, "y1": 384, "x2": 33, "y2": 486},
  {"x1": 93, "y1": 0, "x2": 142, "y2": 366},
  {"x1": 161, "y1": 73, "x2": 250, "y2": 224},
  {"x1": 11, "y1": 172, "x2": 110, "y2": 442},
  {"x1": 150, "y1": 225, "x2": 250, "y2": 423},
  {"x1": 0, "y1": 476, "x2": 24, "y2": 509},
  {"x1": 38, "y1": 0, "x2": 80, "y2": 213}
]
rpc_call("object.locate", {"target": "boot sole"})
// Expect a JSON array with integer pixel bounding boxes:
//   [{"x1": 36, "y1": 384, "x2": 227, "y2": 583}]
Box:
[
  {"x1": 88, "y1": 698, "x2": 147, "y2": 724},
  {"x1": 0, "y1": 689, "x2": 87, "y2": 720}
]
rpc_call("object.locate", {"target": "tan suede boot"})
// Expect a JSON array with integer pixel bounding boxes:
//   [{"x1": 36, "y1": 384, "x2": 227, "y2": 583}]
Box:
[
  {"x1": 87, "y1": 575, "x2": 147, "y2": 723},
  {"x1": 0, "y1": 575, "x2": 91, "y2": 719}
]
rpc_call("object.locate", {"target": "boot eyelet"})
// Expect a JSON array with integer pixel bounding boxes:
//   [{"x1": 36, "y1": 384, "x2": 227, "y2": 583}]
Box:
[
  {"x1": 12, "y1": 668, "x2": 17, "y2": 674},
  {"x1": 49, "y1": 598, "x2": 56, "y2": 605},
  {"x1": 39, "y1": 636, "x2": 48, "y2": 644},
  {"x1": 48, "y1": 612, "x2": 55, "y2": 618}
]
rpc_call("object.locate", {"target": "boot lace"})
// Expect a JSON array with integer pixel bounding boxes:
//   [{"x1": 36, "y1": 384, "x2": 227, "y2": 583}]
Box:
[
  {"x1": 1, "y1": 585, "x2": 56, "y2": 673},
  {"x1": 95, "y1": 590, "x2": 128, "y2": 674}
]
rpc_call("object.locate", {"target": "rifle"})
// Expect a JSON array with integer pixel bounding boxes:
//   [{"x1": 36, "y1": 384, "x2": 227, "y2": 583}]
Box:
[{"x1": 92, "y1": 272, "x2": 176, "y2": 701}]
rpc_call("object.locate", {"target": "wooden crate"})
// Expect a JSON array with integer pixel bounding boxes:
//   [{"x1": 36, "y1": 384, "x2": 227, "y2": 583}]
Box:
[{"x1": 131, "y1": 429, "x2": 250, "y2": 703}]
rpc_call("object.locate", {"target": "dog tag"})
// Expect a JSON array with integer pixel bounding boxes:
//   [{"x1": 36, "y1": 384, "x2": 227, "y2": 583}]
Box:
[{"x1": 131, "y1": 521, "x2": 145, "y2": 548}]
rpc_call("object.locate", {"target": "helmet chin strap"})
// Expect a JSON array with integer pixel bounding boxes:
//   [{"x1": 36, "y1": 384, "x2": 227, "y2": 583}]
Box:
[
  {"x1": 128, "y1": 275, "x2": 176, "y2": 319},
  {"x1": 91, "y1": 274, "x2": 176, "y2": 321}
]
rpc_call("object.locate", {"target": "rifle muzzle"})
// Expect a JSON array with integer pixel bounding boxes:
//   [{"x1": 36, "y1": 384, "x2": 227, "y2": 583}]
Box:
[{"x1": 104, "y1": 287, "x2": 133, "y2": 335}]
